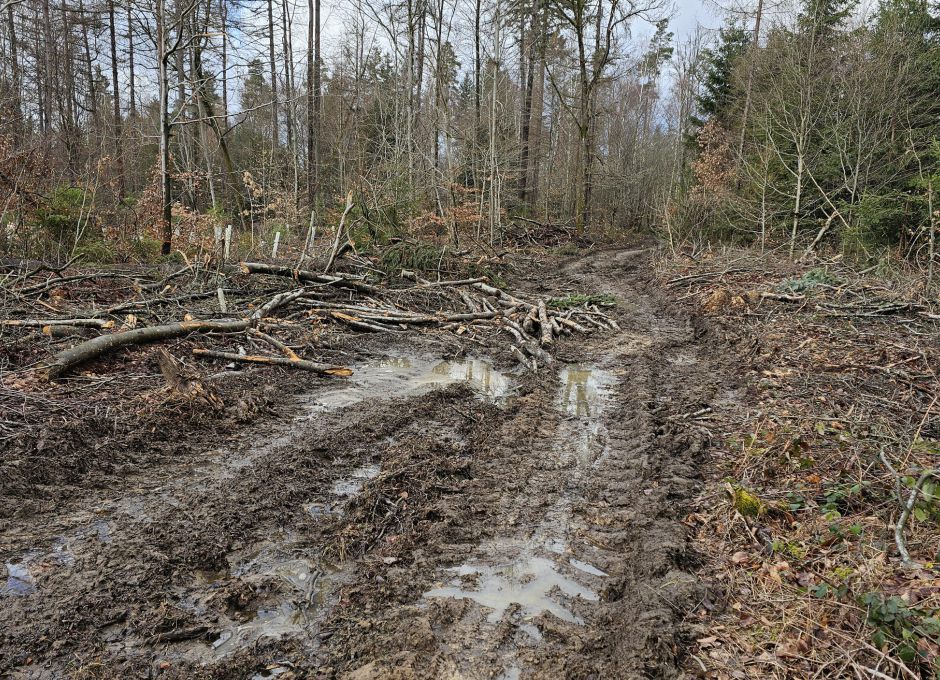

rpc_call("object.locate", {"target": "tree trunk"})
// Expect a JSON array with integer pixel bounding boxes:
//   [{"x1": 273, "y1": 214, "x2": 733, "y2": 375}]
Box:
[
  {"x1": 738, "y1": 0, "x2": 764, "y2": 157},
  {"x1": 7, "y1": 2, "x2": 21, "y2": 126},
  {"x1": 157, "y1": 0, "x2": 173, "y2": 255},
  {"x1": 108, "y1": 0, "x2": 125, "y2": 197},
  {"x1": 267, "y1": 0, "x2": 279, "y2": 147},
  {"x1": 220, "y1": 0, "x2": 228, "y2": 128},
  {"x1": 518, "y1": 0, "x2": 541, "y2": 204},
  {"x1": 306, "y1": 0, "x2": 321, "y2": 207},
  {"x1": 128, "y1": 1, "x2": 137, "y2": 118}
]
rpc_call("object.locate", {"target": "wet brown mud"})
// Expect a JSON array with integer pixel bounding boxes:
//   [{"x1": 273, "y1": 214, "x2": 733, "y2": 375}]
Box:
[{"x1": 0, "y1": 248, "x2": 740, "y2": 679}]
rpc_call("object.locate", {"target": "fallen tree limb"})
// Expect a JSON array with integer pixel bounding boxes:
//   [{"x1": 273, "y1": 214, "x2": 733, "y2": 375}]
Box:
[
  {"x1": 248, "y1": 328, "x2": 300, "y2": 360},
  {"x1": 2, "y1": 318, "x2": 113, "y2": 329},
  {"x1": 537, "y1": 300, "x2": 553, "y2": 346},
  {"x1": 42, "y1": 325, "x2": 98, "y2": 339},
  {"x1": 240, "y1": 261, "x2": 377, "y2": 295},
  {"x1": 192, "y1": 348, "x2": 352, "y2": 376},
  {"x1": 328, "y1": 311, "x2": 401, "y2": 333},
  {"x1": 45, "y1": 319, "x2": 251, "y2": 380}
]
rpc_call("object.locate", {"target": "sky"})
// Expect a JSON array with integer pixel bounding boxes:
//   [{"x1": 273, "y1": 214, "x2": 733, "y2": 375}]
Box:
[{"x1": 669, "y1": 0, "x2": 719, "y2": 38}]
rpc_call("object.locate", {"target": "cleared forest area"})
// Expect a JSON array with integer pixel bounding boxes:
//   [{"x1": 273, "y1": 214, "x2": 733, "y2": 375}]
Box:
[{"x1": 1, "y1": 0, "x2": 940, "y2": 676}]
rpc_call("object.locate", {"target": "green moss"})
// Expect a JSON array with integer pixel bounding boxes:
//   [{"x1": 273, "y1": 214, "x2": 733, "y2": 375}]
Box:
[{"x1": 732, "y1": 486, "x2": 766, "y2": 518}]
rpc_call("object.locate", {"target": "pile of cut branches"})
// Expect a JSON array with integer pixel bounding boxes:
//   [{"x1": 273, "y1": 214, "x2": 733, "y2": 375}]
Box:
[
  {"x1": 0, "y1": 254, "x2": 616, "y2": 446},
  {"x1": 660, "y1": 251, "x2": 940, "y2": 679}
]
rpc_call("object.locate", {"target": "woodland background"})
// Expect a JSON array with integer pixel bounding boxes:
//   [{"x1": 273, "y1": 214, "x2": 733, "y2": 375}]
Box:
[{"x1": 0, "y1": 0, "x2": 937, "y2": 280}]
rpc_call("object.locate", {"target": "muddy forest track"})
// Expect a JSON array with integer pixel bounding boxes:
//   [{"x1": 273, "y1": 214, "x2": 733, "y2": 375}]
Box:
[{"x1": 0, "y1": 248, "x2": 740, "y2": 679}]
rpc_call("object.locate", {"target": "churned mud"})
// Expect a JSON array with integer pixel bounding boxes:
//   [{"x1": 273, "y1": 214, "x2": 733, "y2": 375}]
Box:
[{"x1": 0, "y1": 248, "x2": 740, "y2": 679}]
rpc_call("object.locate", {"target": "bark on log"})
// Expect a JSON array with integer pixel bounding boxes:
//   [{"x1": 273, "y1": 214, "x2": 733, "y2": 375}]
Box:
[
  {"x1": 192, "y1": 348, "x2": 352, "y2": 376},
  {"x1": 45, "y1": 319, "x2": 251, "y2": 380},
  {"x1": 329, "y1": 311, "x2": 400, "y2": 333}
]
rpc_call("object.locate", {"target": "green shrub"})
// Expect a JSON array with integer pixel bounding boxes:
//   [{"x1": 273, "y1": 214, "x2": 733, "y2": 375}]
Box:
[
  {"x1": 775, "y1": 268, "x2": 840, "y2": 293},
  {"x1": 73, "y1": 239, "x2": 116, "y2": 263},
  {"x1": 129, "y1": 237, "x2": 164, "y2": 263},
  {"x1": 37, "y1": 186, "x2": 90, "y2": 241},
  {"x1": 379, "y1": 240, "x2": 444, "y2": 275}
]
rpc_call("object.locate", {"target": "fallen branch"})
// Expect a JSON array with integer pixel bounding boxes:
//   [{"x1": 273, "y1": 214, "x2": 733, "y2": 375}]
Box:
[
  {"x1": 240, "y1": 261, "x2": 377, "y2": 295},
  {"x1": 2, "y1": 318, "x2": 113, "y2": 329},
  {"x1": 878, "y1": 449, "x2": 940, "y2": 568},
  {"x1": 192, "y1": 348, "x2": 351, "y2": 375},
  {"x1": 537, "y1": 300, "x2": 553, "y2": 346},
  {"x1": 45, "y1": 319, "x2": 251, "y2": 380},
  {"x1": 248, "y1": 328, "x2": 300, "y2": 361}
]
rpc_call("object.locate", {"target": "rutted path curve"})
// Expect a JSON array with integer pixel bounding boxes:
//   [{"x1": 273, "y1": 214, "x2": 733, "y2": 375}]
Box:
[{"x1": 0, "y1": 248, "x2": 738, "y2": 679}]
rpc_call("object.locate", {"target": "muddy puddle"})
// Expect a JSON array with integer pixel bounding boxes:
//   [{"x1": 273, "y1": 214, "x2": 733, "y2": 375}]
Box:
[
  {"x1": 177, "y1": 543, "x2": 343, "y2": 662},
  {"x1": 307, "y1": 356, "x2": 510, "y2": 414},
  {"x1": 423, "y1": 363, "x2": 615, "y2": 639},
  {"x1": 331, "y1": 463, "x2": 381, "y2": 497},
  {"x1": 424, "y1": 544, "x2": 600, "y2": 625},
  {"x1": 1, "y1": 520, "x2": 113, "y2": 598}
]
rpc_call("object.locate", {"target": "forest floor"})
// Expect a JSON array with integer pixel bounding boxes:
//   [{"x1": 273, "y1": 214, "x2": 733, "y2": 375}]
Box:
[{"x1": 1, "y1": 242, "x2": 938, "y2": 679}]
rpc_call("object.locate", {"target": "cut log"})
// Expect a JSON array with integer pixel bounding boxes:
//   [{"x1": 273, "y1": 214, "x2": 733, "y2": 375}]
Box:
[
  {"x1": 556, "y1": 316, "x2": 591, "y2": 334},
  {"x1": 45, "y1": 319, "x2": 251, "y2": 380},
  {"x1": 522, "y1": 307, "x2": 538, "y2": 335},
  {"x1": 192, "y1": 348, "x2": 351, "y2": 376},
  {"x1": 537, "y1": 300, "x2": 553, "y2": 346}
]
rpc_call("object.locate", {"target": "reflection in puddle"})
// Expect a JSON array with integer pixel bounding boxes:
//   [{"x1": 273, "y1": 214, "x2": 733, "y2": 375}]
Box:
[
  {"x1": 559, "y1": 365, "x2": 614, "y2": 418},
  {"x1": 424, "y1": 553, "x2": 598, "y2": 624},
  {"x1": 331, "y1": 464, "x2": 381, "y2": 497},
  {"x1": 2, "y1": 562, "x2": 36, "y2": 596},
  {"x1": 499, "y1": 666, "x2": 522, "y2": 680},
  {"x1": 3, "y1": 521, "x2": 113, "y2": 596},
  {"x1": 570, "y1": 558, "x2": 607, "y2": 577},
  {"x1": 211, "y1": 602, "x2": 306, "y2": 658},
  {"x1": 557, "y1": 365, "x2": 614, "y2": 468},
  {"x1": 308, "y1": 356, "x2": 510, "y2": 413},
  {"x1": 423, "y1": 363, "x2": 617, "y2": 656}
]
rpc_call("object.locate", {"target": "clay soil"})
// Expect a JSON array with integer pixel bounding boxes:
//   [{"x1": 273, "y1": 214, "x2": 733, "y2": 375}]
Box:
[{"x1": 0, "y1": 247, "x2": 743, "y2": 679}]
